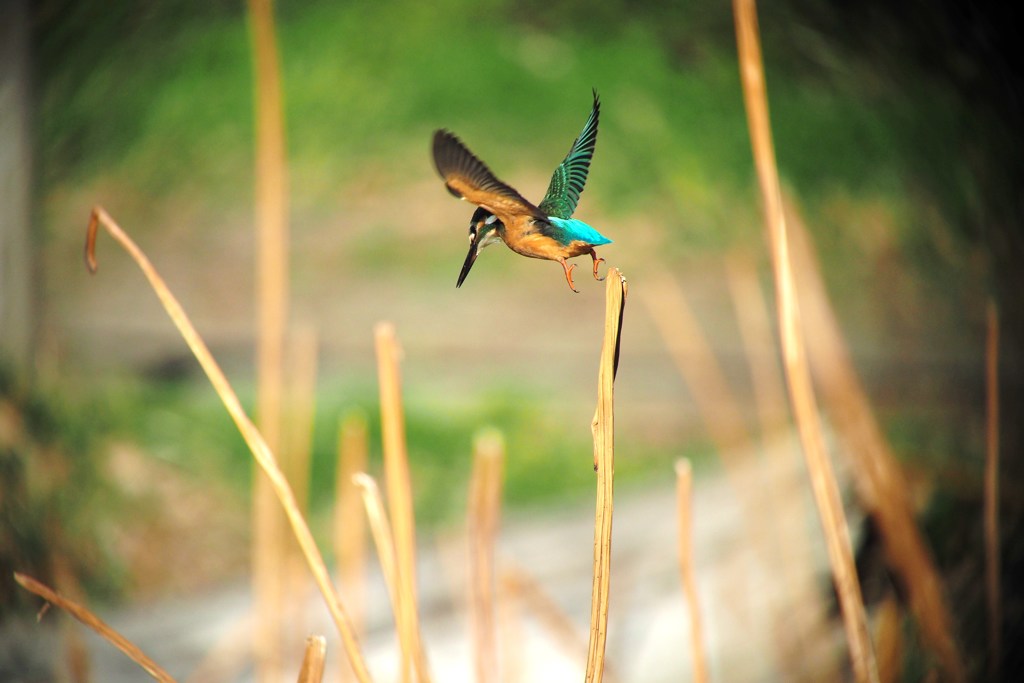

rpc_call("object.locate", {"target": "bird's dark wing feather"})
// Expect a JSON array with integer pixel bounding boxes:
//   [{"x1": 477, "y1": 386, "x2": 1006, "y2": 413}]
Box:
[
  {"x1": 538, "y1": 90, "x2": 600, "y2": 219},
  {"x1": 432, "y1": 130, "x2": 542, "y2": 218}
]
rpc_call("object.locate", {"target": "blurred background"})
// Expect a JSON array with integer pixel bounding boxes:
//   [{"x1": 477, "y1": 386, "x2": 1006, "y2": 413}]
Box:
[{"x1": 2, "y1": 0, "x2": 1021, "y2": 681}]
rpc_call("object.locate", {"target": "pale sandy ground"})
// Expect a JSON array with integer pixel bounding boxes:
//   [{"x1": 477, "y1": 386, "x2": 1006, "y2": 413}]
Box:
[{"x1": 53, "y1": 429, "x2": 855, "y2": 683}]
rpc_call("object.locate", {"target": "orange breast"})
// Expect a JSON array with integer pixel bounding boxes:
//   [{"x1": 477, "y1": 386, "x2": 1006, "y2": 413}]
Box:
[{"x1": 499, "y1": 217, "x2": 593, "y2": 261}]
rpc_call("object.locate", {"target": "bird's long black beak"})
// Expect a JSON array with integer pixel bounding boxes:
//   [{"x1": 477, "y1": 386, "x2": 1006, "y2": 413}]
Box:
[{"x1": 456, "y1": 239, "x2": 479, "y2": 288}]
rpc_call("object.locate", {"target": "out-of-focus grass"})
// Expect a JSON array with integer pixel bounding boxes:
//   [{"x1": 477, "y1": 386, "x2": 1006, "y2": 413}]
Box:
[
  {"x1": 111, "y1": 376, "x2": 692, "y2": 529},
  {"x1": 37, "y1": 0, "x2": 922, "y2": 242},
  {"x1": 32, "y1": 0, "x2": 979, "y2": 546},
  {"x1": 36, "y1": 0, "x2": 966, "y2": 343},
  {"x1": 37, "y1": 0, "x2": 977, "y2": 325},
  {"x1": 1, "y1": 365, "x2": 126, "y2": 612}
]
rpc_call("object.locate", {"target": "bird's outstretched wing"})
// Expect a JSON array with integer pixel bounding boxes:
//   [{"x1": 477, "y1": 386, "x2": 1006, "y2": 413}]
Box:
[
  {"x1": 432, "y1": 130, "x2": 542, "y2": 218},
  {"x1": 538, "y1": 90, "x2": 600, "y2": 220}
]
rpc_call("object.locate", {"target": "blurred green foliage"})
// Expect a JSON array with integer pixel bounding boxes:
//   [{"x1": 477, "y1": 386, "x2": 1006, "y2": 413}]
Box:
[
  {"x1": 29, "y1": 0, "x2": 991, "y2": 519},
  {"x1": 27, "y1": 2, "x2": 1011, "y2": 633},
  {"x1": 114, "y1": 374, "x2": 691, "y2": 528},
  {"x1": 22, "y1": 2, "x2": 1020, "y2": 675},
  {"x1": 0, "y1": 364, "x2": 123, "y2": 615},
  {"x1": 33, "y1": 0, "x2": 938, "y2": 231}
]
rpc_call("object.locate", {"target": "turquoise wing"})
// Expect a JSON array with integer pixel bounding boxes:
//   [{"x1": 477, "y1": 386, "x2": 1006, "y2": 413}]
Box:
[
  {"x1": 547, "y1": 217, "x2": 612, "y2": 247},
  {"x1": 538, "y1": 90, "x2": 600, "y2": 220}
]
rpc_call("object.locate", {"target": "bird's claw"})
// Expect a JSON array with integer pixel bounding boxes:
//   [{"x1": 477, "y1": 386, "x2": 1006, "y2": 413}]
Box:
[
  {"x1": 592, "y1": 256, "x2": 606, "y2": 282},
  {"x1": 560, "y1": 259, "x2": 580, "y2": 293}
]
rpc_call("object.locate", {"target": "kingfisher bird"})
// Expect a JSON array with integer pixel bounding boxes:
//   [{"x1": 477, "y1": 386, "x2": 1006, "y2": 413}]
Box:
[{"x1": 432, "y1": 91, "x2": 611, "y2": 292}]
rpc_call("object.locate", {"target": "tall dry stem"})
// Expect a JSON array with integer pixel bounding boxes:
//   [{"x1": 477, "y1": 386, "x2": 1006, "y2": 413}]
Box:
[
  {"x1": 84, "y1": 207, "x2": 372, "y2": 683},
  {"x1": 585, "y1": 268, "x2": 626, "y2": 683},
  {"x1": 336, "y1": 413, "x2": 370, "y2": 681},
  {"x1": 353, "y1": 473, "x2": 418, "y2": 673},
  {"x1": 724, "y1": 255, "x2": 789, "y2": 436},
  {"x1": 247, "y1": 0, "x2": 290, "y2": 678},
  {"x1": 282, "y1": 324, "x2": 319, "y2": 654},
  {"x1": 51, "y1": 552, "x2": 92, "y2": 683},
  {"x1": 641, "y1": 266, "x2": 809, "y2": 677},
  {"x1": 731, "y1": 2, "x2": 878, "y2": 681},
  {"x1": 725, "y1": 255, "x2": 820, "y2": 673},
  {"x1": 786, "y1": 204, "x2": 965, "y2": 681},
  {"x1": 675, "y1": 460, "x2": 709, "y2": 683},
  {"x1": 638, "y1": 271, "x2": 752, "y2": 456},
  {"x1": 985, "y1": 301, "x2": 1001, "y2": 681},
  {"x1": 374, "y1": 323, "x2": 431, "y2": 683},
  {"x1": 468, "y1": 430, "x2": 505, "y2": 683}
]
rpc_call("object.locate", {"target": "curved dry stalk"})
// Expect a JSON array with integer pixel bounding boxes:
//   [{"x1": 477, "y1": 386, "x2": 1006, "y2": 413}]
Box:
[
  {"x1": 585, "y1": 268, "x2": 627, "y2": 683},
  {"x1": 15, "y1": 573, "x2": 176, "y2": 683},
  {"x1": 731, "y1": 3, "x2": 879, "y2": 682},
  {"x1": 83, "y1": 207, "x2": 372, "y2": 683}
]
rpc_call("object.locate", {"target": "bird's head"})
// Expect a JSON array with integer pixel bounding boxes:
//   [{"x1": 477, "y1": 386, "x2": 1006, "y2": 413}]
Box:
[{"x1": 457, "y1": 207, "x2": 503, "y2": 288}]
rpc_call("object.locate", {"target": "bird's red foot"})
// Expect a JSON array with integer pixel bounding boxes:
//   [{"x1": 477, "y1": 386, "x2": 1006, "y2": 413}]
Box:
[
  {"x1": 559, "y1": 258, "x2": 579, "y2": 293},
  {"x1": 590, "y1": 250, "x2": 606, "y2": 282}
]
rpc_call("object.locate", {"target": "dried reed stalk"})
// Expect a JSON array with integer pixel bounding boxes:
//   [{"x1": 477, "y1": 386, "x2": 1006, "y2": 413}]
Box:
[
  {"x1": 875, "y1": 596, "x2": 904, "y2": 683},
  {"x1": 638, "y1": 273, "x2": 752, "y2": 456},
  {"x1": 52, "y1": 552, "x2": 92, "y2": 683},
  {"x1": 374, "y1": 323, "x2": 431, "y2": 683},
  {"x1": 585, "y1": 268, "x2": 627, "y2": 683},
  {"x1": 296, "y1": 635, "x2": 327, "y2": 683},
  {"x1": 282, "y1": 324, "x2": 320, "y2": 650},
  {"x1": 284, "y1": 324, "x2": 319, "y2": 517},
  {"x1": 15, "y1": 573, "x2": 176, "y2": 683},
  {"x1": 640, "y1": 268, "x2": 802, "y2": 676},
  {"x1": 253, "y1": 471, "x2": 286, "y2": 683},
  {"x1": 500, "y1": 568, "x2": 591, "y2": 677},
  {"x1": 725, "y1": 255, "x2": 820, "y2": 674},
  {"x1": 335, "y1": 413, "x2": 369, "y2": 682},
  {"x1": 352, "y1": 473, "x2": 418, "y2": 671},
  {"x1": 63, "y1": 616, "x2": 90, "y2": 683},
  {"x1": 724, "y1": 255, "x2": 789, "y2": 436},
  {"x1": 786, "y1": 205, "x2": 965, "y2": 681},
  {"x1": 468, "y1": 429, "x2": 505, "y2": 683},
  {"x1": 731, "y1": 3, "x2": 878, "y2": 681},
  {"x1": 675, "y1": 460, "x2": 709, "y2": 683},
  {"x1": 84, "y1": 207, "x2": 372, "y2": 683},
  {"x1": 985, "y1": 301, "x2": 1001, "y2": 681},
  {"x1": 247, "y1": 0, "x2": 290, "y2": 679},
  {"x1": 497, "y1": 571, "x2": 525, "y2": 683}
]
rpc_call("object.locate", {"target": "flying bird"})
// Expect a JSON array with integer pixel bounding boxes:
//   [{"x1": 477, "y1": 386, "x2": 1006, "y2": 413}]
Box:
[{"x1": 432, "y1": 91, "x2": 611, "y2": 292}]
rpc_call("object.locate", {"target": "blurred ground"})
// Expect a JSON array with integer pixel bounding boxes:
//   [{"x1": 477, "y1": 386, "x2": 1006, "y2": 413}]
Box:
[
  {"x1": 5, "y1": 1, "x2": 1020, "y2": 680},
  {"x1": 45, "y1": 177, "x2": 981, "y2": 472},
  {"x1": 61, "y1": 431, "x2": 846, "y2": 683}
]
